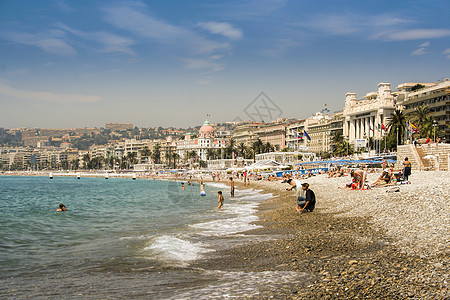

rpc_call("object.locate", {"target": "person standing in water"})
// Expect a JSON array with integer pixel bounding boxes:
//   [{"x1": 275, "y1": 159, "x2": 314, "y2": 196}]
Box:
[
  {"x1": 230, "y1": 177, "x2": 235, "y2": 198},
  {"x1": 200, "y1": 183, "x2": 206, "y2": 196},
  {"x1": 217, "y1": 191, "x2": 224, "y2": 210}
]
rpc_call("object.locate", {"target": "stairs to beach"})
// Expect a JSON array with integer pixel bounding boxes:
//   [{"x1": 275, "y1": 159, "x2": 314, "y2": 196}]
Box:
[{"x1": 397, "y1": 144, "x2": 450, "y2": 171}]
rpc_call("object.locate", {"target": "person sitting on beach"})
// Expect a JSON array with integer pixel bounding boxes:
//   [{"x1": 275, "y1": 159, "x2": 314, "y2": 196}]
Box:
[
  {"x1": 371, "y1": 169, "x2": 392, "y2": 187},
  {"x1": 56, "y1": 203, "x2": 67, "y2": 212},
  {"x1": 296, "y1": 183, "x2": 315, "y2": 213}
]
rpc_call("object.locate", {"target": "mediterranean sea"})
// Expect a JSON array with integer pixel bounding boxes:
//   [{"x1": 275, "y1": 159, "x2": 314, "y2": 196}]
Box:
[{"x1": 0, "y1": 175, "x2": 275, "y2": 298}]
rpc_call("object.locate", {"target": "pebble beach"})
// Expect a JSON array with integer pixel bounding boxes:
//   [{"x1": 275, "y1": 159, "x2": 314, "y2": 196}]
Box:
[{"x1": 194, "y1": 171, "x2": 449, "y2": 299}]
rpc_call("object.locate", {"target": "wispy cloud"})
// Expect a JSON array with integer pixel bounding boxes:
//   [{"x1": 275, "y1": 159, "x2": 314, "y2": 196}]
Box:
[
  {"x1": 102, "y1": 2, "x2": 227, "y2": 55},
  {"x1": 1, "y1": 30, "x2": 76, "y2": 56},
  {"x1": 411, "y1": 41, "x2": 430, "y2": 56},
  {"x1": 0, "y1": 82, "x2": 101, "y2": 103},
  {"x1": 101, "y1": 1, "x2": 237, "y2": 75},
  {"x1": 376, "y1": 29, "x2": 450, "y2": 41},
  {"x1": 54, "y1": 0, "x2": 74, "y2": 12},
  {"x1": 197, "y1": 22, "x2": 243, "y2": 40},
  {"x1": 57, "y1": 23, "x2": 135, "y2": 55},
  {"x1": 443, "y1": 48, "x2": 450, "y2": 59},
  {"x1": 183, "y1": 56, "x2": 225, "y2": 74},
  {"x1": 259, "y1": 38, "x2": 300, "y2": 57},
  {"x1": 299, "y1": 13, "x2": 411, "y2": 37}
]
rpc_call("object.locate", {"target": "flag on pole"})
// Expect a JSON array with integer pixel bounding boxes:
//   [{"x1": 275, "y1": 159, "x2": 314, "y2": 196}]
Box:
[
  {"x1": 381, "y1": 124, "x2": 387, "y2": 130},
  {"x1": 410, "y1": 122, "x2": 418, "y2": 133},
  {"x1": 321, "y1": 104, "x2": 330, "y2": 113},
  {"x1": 303, "y1": 130, "x2": 311, "y2": 141},
  {"x1": 297, "y1": 131, "x2": 303, "y2": 140}
]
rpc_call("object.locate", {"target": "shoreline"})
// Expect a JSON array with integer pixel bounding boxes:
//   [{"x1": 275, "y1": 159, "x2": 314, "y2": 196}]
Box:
[{"x1": 193, "y1": 172, "x2": 449, "y2": 299}]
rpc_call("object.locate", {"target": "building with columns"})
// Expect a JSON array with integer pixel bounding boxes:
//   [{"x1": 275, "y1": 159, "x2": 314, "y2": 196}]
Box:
[{"x1": 343, "y1": 82, "x2": 396, "y2": 145}]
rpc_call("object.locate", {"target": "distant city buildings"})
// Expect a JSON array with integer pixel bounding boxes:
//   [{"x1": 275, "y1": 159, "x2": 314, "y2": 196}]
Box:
[
  {"x1": 1, "y1": 78, "x2": 449, "y2": 170},
  {"x1": 105, "y1": 123, "x2": 133, "y2": 131}
]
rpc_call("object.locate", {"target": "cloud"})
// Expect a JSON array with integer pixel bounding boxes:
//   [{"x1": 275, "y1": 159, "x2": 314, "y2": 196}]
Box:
[
  {"x1": 183, "y1": 56, "x2": 225, "y2": 74},
  {"x1": 54, "y1": 0, "x2": 74, "y2": 12},
  {"x1": 411, "y1": 47, "x2": 427, "y2": 56},
  {"x1": 197, "y1": 22, "x2": 243, "y2": 40},
  {"x1": 443, "y1": 48, "x2": 450, "y2": 59},
  {"x1": 0, "y1": 82, "x2": 101, "y2": 103},
  {"x1": 101, "y1": 2, "x2": 227, "y2": 55},
  {"x1": 377, "y1": 29, "x2": 450, "y2": 41},
  {"x1": 300, "y1": 13, "x2": 411, "y2": 36},
  {"x1": 57, "y1": 23, "x2": 135, "y2": 55},
  {"x1": 2, "y1": 30, "x2": 76, "y2": 56},
  {"x1": 411, "y1": 41, "x2": 430, "y2": 56},
  {"x1": 101, "y1": 1, "x2": 236, "y2": 75}
]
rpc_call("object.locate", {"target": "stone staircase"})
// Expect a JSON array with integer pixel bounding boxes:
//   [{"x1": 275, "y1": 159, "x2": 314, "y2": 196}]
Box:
[
  {"x1": 396, "y1": 143, "x2": 450, "y2": 171},
  {"x1": 415, "y1": 147, "x2": 432, "y2": 170}
]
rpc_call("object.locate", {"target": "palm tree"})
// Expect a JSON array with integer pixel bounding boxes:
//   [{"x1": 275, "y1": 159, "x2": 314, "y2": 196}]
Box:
[
  {"x1": 252, "y1": 138, "x2": 263, "y2": 156},
  {"x1": 151, "y1": 143, "x2": 161, "y2": 164},
  {"x1": 206, "y1": 149, "x2": 216, "y2": 160},
  {"x1": 237, "y1": 142, "x2": 247, "y2": 158},
  {"x1": 225, "y1": 138, "x2": 236, "y2": 159},
  {"x1": 387, "y1": 109, "x2": 407, "y2": 146},
  {"x1": 331, "y1": 131, "x2": 344, "y2": 156},
  {"x1": 262, "y1": 142, "x2": 274, "y2": 153},
  {"x1": 140, "y1": 146, "x2": 152, "y2": 163},
  {"x1": 82, "y1": 153, "x2": 91, "y2": 169},
  {"x1": 172, "y1": 152, "x2": 180, "y2": 168}
]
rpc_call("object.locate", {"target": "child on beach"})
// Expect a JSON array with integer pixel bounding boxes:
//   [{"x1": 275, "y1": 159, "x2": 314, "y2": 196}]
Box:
[{"x1": 217, "y1": 191, "x2": 224, "y2": 210}]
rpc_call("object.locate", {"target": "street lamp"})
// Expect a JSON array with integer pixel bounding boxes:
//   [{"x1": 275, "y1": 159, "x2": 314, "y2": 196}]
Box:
[{"x1": 433, "y1": 120, "x2": 438, "y2": 143}]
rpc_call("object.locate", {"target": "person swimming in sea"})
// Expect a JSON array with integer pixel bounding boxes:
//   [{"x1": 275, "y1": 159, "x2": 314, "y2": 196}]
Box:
[{"x1": 56, "y1": 203, "x2": 66, "y2": 211}]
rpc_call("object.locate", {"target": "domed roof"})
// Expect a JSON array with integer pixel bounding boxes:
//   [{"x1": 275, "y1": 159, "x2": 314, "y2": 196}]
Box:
[{"x1": 199, "y1": 119, "x2": 214, "y2": 138}]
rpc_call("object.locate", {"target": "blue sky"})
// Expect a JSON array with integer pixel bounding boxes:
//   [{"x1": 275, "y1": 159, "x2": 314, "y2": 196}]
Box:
[{"x1": 1, "y1": 0, "x2": 449, "y2": 129}]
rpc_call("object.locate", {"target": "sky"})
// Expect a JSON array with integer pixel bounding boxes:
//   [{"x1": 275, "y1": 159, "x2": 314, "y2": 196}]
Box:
[{"x1": 0, "y1": 0, "x2": 449, "y2": 129}]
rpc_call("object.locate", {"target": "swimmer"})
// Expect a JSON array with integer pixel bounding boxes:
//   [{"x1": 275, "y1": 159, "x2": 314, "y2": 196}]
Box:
[{"x1": 56, "y1": 203, "x2": 66, "y2": 212}]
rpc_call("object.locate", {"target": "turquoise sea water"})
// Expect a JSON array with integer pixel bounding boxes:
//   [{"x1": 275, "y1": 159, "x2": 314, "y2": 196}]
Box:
[{"x1": 0, "y1": 176, "x2": 307, "y2": 298}]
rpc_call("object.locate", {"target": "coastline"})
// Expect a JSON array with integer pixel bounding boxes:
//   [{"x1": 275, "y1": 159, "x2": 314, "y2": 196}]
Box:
[
  {"x1": 1, "y1": 171, "x2": 448, "y2": 298},
  {"x1": 193, "y1": 172, "x2": 449, "y2": 299}
]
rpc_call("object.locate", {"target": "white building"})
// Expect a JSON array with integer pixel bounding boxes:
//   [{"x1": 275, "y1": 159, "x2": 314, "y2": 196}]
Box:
[
  {"x1": 176, "y1": 120, "x2": 228, "y2": 162},
  {"x1": 343, "y1": 82, "x2": 396, "y2": 145}
]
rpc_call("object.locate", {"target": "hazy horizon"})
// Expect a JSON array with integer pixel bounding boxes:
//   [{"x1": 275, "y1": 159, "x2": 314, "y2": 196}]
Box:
[{"x1": 1, "y1": 0, "x2": 449, "y2": 129}]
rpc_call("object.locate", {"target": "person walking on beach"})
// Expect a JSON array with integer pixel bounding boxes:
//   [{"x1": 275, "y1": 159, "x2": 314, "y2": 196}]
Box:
[
  {"x1": 217, "y1": 191, "x2": 224, "y2": 210},
  {"x1": 403, "y1": 157, "x2": 412, "y2": 182},
  {"x1": 230, "y1": 177, "x2": 235, "y2": 198},
  {"x1": 296, "y1": 183, "x2": 315, "y2": 213}
]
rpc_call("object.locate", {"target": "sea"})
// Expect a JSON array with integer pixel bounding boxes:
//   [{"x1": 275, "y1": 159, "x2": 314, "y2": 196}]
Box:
[{"x1": 0, "y1": 176, "x2": 305, "y2": 299}]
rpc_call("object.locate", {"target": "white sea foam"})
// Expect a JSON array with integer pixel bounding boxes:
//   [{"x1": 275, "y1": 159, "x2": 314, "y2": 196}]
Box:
[
  {"x1": 170, "y1": 270, "x2": 310, "y2": 299},
  {"x1": 143, "y1": 235, "x2": 211, "y2": 265}
]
